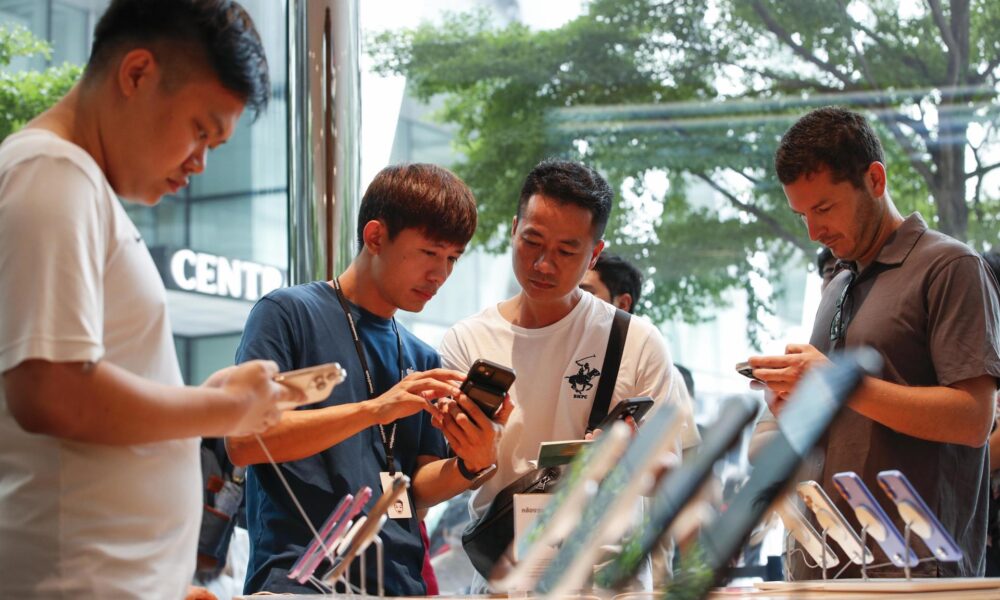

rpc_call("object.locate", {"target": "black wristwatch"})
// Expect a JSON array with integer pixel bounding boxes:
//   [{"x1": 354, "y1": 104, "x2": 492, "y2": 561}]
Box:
[{"x1": 457, "y1": 458, "x2": 496, "y2": 487}]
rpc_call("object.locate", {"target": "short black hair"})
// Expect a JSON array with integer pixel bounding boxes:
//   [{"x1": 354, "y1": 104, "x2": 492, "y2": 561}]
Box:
[
  {"x1": 86, "y1": 0, "x2": 270, "y2": 119},
  {"x1": 816, "y1": 246, "x2": 835, "y2": 273},
  {"x1": 775, "y1": 107, "x2": 884, "y2": 189},
  {"x1": 592, "y1": 252, "x2": 643, "y2": 314},
  {"x1": 357, "y1": 164, "x2": 477, "y2": 251},
  {"x1": 675, "y1": 363, "x2": 695, "y2": 398},
  {"x1": 518, "y1": 159, "x2": 613, "y2": 241}
]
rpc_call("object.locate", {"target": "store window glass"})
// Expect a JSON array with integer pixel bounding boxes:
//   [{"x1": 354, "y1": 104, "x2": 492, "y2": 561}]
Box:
[
  {"x1": 3, "y1": 0, "x2": 290, "y2": 384},
  {"x1": 361, "y1": 0, "x2": 1000, "y2": 588}
]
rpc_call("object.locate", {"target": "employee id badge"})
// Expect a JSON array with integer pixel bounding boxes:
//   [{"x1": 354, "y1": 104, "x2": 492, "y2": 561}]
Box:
[{"x1": 380, "y1": 472, "x2": 413, "y2": 519}]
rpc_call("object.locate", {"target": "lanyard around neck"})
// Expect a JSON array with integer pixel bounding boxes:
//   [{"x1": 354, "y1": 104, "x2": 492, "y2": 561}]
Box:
[{"x1": 332, "y1": 277, "x2": 404, "y2": 475}]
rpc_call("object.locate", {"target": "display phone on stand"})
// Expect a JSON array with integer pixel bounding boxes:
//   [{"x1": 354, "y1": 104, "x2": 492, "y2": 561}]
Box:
[
  {"x1": 533, "y1": 404, "x2": 685, "y2": 597},
  {"x1": 774, "y1": 496, "x2": 840, "y2": 569},
  {"x1": 596, "y1": 396, "x2": 655, "y2": 430},
  {"x1": 796, "y1": 481, "x2": 872, "y2": 565},
  {"x1": 660, "y1": 348, "x2": 880, "y2": 600},
  {"x1": 594, "y1": 394, "x2": 759, "y2": 590},
  {"x1": 289, "y1": 487, "x2": 373, "y2": 584},
  {"x1": 876, "y1": 470, "x2": 962, "y2": 562},
  {"x1": 493, "y1": 421, "x2": 631, "y2": 592},
  {"x1": 324, "y1": 475, "x2": 410, "y2": 584},
  {"x1": 832, "y1": 471, "x2": 918, "y2": 568},
  {"x1": 459, "y1": 359, "x2": 515, "y2": 418},
  {"x1": 273, "y1": 362, "x2": 347, "y2": 407}
]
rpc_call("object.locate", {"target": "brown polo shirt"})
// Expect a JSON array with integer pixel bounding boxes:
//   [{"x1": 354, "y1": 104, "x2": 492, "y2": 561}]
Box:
[{"x1": 796, "y1": 212, "x2": 1000, "y2": 578}]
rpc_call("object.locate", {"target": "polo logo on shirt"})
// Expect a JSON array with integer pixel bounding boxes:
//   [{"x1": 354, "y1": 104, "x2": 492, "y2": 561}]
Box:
[{"x1": 566, "y1": 354, "x2": 601, "y2": 399}]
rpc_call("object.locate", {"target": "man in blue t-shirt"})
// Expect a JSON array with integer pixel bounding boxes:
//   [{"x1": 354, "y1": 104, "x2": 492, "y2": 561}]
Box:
[{"x1": 227, "y1": 164, "x2": 510, "y2": 595}]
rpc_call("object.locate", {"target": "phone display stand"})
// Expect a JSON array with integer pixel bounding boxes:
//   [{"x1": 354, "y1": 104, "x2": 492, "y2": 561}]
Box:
[
  {"x1": 307, "y1": 534, "x2": 387, "y2": 596},
  {"x1": 792, "y1": 473, "x2": 962, "y2": 584},
  {"x1": 854, "y1": 498, "x2": 930, "y2": 582}
]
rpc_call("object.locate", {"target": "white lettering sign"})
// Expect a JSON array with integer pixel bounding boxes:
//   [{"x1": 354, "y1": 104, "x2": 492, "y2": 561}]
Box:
[{"x1": 168, "y1": 249, "x2": 284, "y2": 301}]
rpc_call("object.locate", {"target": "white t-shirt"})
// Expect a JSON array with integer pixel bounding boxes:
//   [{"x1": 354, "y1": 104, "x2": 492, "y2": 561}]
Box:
[
  {"x1": 0, "y1": 129, "x2": 200, "y2": 599},
  {"x1": 439, "y1": 291, "x2": 697, "y2": 516}
]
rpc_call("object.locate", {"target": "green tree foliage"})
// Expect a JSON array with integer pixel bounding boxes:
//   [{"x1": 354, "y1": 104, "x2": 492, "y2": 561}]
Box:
[
  {"x1": 0, "y1": 25, "x2": 81, "y2": 142},
  {"x1": 371, "y1": 0, "x2": 1000, "y2": 340}
]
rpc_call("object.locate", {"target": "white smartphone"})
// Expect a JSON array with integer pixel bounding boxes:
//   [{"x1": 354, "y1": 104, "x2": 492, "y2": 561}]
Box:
[
  {"x1": 775, "y1": 496, "x2": 840, "y2": 569},
  {"x1": 796, "y1": 480, "x2": 873, "y2": 565},
  {"x1": 273, "y1": 362, "x2": 346, "y2": 407}
]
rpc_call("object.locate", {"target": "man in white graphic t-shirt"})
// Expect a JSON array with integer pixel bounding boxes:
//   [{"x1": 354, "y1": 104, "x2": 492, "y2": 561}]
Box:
[{"x1": 438, "y1": 159, "x2": 696, "y2": 589}]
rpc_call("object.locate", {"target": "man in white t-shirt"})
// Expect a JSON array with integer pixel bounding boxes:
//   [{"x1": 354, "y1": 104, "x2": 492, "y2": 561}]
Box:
[
  {"x1": 0, "y1": 1, "x2": 296, "y2": 598},
  {"x1": 438, "y1": 159, "x2": 695, "y2": 586}
]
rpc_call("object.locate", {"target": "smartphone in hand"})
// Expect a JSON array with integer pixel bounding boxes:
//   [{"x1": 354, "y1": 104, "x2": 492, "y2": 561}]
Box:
[
  {"x1": 272, "y1": 362, "x2": 347, "y2": 408},
  {"x1": 596, "y1": 396, "x2": 654, "y2": 431},
  {"x1": 735, "y1": 361, "x2": 763, "y2": 383},
  {"x1": 459, "y1": 359, "x2": 515, "y2": 419}
]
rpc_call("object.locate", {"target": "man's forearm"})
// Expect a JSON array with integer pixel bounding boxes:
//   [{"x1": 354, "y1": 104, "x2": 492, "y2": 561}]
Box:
[
  {"x1": 227, "y1": 402, "x2": 380, "y2": 466},
  {"x1": 411, "y1": 457, "x2": 475, "y2": 510},
  {"x1": 850, "y1": 375, "x2": 995, "y2": 447},
  {"x1": 4, "y1": 359, "x2": 245, "y2": 445}
]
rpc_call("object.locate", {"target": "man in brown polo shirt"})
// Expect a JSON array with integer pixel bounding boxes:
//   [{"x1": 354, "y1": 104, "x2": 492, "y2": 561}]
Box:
[{"x1": 748, "y1": 107, "x2": 1000, "y2": 578}]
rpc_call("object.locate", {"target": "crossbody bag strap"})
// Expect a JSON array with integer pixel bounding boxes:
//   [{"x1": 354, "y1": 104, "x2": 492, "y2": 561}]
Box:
[{"x1": 586, "y1": 308, "x2": 631, "y2": 434}]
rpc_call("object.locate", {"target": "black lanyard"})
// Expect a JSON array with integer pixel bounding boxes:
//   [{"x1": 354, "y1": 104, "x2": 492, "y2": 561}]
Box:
[{"x1": 332, "y1": 278, "x2": 404, "y2": 475}]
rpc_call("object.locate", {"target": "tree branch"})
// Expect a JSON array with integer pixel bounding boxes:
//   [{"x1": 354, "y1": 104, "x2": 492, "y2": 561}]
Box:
[
  {"x1": 964, "y1": 160, "x2": 1000, "y2": 180},
  {"x1": 748, "y1": 0, "x2": 855, "y2": 87},
  {"x1": 927, "y1": 0, "x2": 961, "y2": 85},
  {"x1": 834, "y1": 11, "x2": 934, "y2": 80},
  {"x1": 880, "y1": 117, "x2": 938, "y2": 186},
  {"x1": 692, "y1": 172, "x2": 809, "y2": 252}
]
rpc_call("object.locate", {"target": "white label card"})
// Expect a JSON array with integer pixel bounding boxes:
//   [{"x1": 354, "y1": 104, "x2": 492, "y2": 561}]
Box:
[{"x1": 380, "y1": 472, "x2": 413, "y2": 519}]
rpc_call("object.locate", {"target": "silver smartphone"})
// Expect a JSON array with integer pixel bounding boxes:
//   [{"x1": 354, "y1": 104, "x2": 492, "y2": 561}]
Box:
[
  {"x1": 273, "y1": 362, "x2": 346, "y2": 407},
  {"x1": 796, "y1": 480, "x2": 873, "y2": 565},
  {"x1": 775, "y1": 496, "x2": 840, "y2": 569}
]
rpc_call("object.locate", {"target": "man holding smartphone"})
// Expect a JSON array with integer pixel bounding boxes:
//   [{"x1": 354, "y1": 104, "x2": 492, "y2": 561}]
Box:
[
  {"x1": 0, "y1": 2, "x2": 297, "y2": 597},
  {"x1": 748, "y1": 107, "x2": 1000, "y2": 578},
  {"x1": 439, "y1": 159, "x2": 695, "y2": 589},
  {"x1": 226, "y1": 164, "x2": 510, "y2": 596}
]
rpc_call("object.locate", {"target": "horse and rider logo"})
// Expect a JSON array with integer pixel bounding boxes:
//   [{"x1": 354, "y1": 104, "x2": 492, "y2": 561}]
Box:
[{"x1": 566, "y1": 354, "x2": 600, "y2": 399}]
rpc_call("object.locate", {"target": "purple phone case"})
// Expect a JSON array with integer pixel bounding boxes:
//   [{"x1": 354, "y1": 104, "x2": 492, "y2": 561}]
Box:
[
  {"x1": 876, "y1": 470, "x2": 962, "y2": 562},
  {"x1": 832, "y1": 471, "x2": 918, "y2": 568}
]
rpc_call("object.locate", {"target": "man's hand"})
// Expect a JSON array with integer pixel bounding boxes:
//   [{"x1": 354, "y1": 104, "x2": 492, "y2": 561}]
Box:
[
  {"x1": 219, "y1": 360, "x2": 300, "y2": 435},
  {"x1": 748, "y1": 344, "x2": 830, "y2": 415},
  {"x1": 436, "y1": 393, "x2": 514, "y2": 472},
  {"x1": 368, "y1": 368, "x2": 460, "y2": 425},
  {"x1": 584, "y1": 414, "x2": 638, "y2": 441}
]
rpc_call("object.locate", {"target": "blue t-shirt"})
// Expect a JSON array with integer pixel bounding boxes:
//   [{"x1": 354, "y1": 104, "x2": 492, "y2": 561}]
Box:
[{"x1": 236, "y1": 281, "x2": 447, "y2": 595}]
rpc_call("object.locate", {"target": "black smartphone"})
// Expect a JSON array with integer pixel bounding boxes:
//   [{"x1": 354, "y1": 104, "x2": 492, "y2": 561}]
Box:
[
  {"x1": 459, "y1": 359, "x2": 516, "y2": 418},
  {"x1": 596, "y1": 396, "x2": 654, "y2": 430},
  {"x1": 734, "y1": 360, "x2": 763, "y2": 383}
]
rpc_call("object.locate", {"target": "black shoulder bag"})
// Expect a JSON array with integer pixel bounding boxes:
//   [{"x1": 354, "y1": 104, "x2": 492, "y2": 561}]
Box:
[{"x1": 461, "y1": 309, "x2": 631, "y2": 579}]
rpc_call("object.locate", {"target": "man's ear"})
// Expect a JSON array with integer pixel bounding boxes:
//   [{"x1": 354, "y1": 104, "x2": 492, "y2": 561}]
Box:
[
  {"x1": 588, "y1": 240, "x2": 605, "y2": 269},
  {"x1": 116, "y1": 49, "x2": 159, "y2": 98},
  {"x1": 361, "y1": 220, "x2": 387, "y2": 255},
  {"x1": 613, "y1": 293, "x2": 633, "y2": 313},
  {"x1": 510, "y1": 215, "x2": 519, "y2": 239},
  {"x1": 866, "y1": 161, "x2": 887, "y2": 197}
]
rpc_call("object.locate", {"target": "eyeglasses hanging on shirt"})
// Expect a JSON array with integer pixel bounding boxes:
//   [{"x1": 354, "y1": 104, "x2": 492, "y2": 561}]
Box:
[{"x1": 829, "y1": 266, "x2": 858, "y2": 346}]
